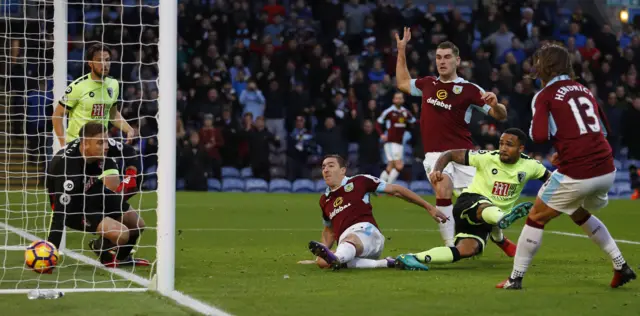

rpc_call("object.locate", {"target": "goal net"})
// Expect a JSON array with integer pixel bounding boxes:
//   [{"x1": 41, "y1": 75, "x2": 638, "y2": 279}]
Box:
[{"x1": 0, "y1": 0, "x2": 175, "y2": 294}]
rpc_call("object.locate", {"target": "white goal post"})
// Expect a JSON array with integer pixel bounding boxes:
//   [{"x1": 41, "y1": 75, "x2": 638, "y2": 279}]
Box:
[{"x1": 0, "y1": 0, "x2": 176, "y2": 296}]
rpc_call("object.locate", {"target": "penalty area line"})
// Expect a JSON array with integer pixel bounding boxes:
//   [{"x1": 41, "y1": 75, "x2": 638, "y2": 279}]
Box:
[
  {"x1": 181, "y1": 227, "x2": 640, "y2": 246},
  {"x1": 0, "y1": 221, "x2": 232, "y2": 316}
]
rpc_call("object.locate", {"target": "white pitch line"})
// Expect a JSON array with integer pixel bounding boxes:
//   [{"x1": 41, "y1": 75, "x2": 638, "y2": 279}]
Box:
[
  {"x1": 0, "y1": 222, "x2": 232, "y2": 316},
  {"x1": 180, "y1": 227, "x2": 640, "y2": 246}
]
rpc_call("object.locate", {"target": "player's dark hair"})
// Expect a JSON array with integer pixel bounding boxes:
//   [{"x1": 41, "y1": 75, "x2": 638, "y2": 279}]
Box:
[
  {"x1": 533, "y1": 43, "x2": 575, "y2": 83},
  {"x1": 503, "y1": 128, "x2": 527, "y2": 146},
  {"x1": 436, "y1": 41, "x2": 460, "y2": 57},
  {"x1": 323, "y1": 154, "x2": 347, "y2": 168},
  {"x1": 86, "y1": 43, "x2": 111, "y2": 61},
  {"x1": 79, "y1": 122, "x2": 107, "y2": 139}
]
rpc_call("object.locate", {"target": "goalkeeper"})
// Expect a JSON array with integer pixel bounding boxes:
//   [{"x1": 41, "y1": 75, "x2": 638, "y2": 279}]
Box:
[
  {"x1": 52, "y1": 43, "x2": 136, "y2": 147},
  {"x1": 395, "y1": 128, "x2": 550, "y2": 271},
  {"x1": 46, "y1": 123, "x2": 149, "y2": 268}
]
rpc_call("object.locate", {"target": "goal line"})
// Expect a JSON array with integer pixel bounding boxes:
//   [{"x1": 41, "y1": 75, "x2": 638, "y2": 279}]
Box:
[{"x1": 0, "y1": 221, "x2": 231, "y2": 316}]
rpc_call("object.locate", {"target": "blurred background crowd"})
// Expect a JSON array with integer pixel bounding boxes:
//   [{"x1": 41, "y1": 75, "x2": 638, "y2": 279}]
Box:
[{"x1": 1, "y1": 0, "x2": 640, "y2": 194}]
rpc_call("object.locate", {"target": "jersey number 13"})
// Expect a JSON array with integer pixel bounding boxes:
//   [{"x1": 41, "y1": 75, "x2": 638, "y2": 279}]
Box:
[{"x1": 568, "y1": 97, "x2": 600, "y2": 135}]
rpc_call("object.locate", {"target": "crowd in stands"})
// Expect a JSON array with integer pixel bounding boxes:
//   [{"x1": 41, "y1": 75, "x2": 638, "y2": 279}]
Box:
[{"x1": 2, "y1": 0, "x2": 640, "y2": 194}]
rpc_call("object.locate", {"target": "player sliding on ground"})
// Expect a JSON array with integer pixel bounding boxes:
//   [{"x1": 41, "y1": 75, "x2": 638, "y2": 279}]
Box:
[
  {"x1": 377, "y1": 92, "x2": 415, "y2": 184},
  {"x1": 46, "y1": 123, "x2": 149, "y2": 268},
  {"x1": 52, "y1": 43, "x2": 136, "y2": 147},
  {"x1": 308, "y1": 155, "x2": 448, "y2": 270},
  {"x1": 498, "y1": 44, "x2": 636, "y2": 290},
  {"x1": 395, "y1": 27, "x2": 508, "y2": 249},
  {"x1": 395, "y1": 128, "x2": 549, "y2": 270}
]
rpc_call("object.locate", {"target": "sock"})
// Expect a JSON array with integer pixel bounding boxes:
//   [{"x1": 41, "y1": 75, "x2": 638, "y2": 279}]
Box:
[
  {"x1": 346, "y1": 258, "x2": 389, "y2": 269},
  {"x1": 436, "y1": 199, "x2": 455, "y2": 247},
  {"x1": 388, "y1": 169, "x2": 400, "y2": 184},
  {"x1": 334, "y1": 242, "x2": 357, "y2": 264},
  {"x1": 481, "y1": 206, "x2": 505, "y2": 225},
  {"x1": 116, "y1": 232, "x2": 141, "y2": 261},
  {"x1": 490, "y1": 226, "x2": 505, "y2": 243},
  {"x1": 95, "y1": 237, "x2": 117, "y2": 262},
  {"x1": 511, "y1": 219, "x2": 544, "y2": 279},
  {"x1": 380, "y1": 170, "x2": 389, "y2": 182},
  {"x1": 579, "y1": 215, "x2": 626, "y2": 270},
  {"x1": 415, "y1": 246, "x2": 460, "y2": 264}
]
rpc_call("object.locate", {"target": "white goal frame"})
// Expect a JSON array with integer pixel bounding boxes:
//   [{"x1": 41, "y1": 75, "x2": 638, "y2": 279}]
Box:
[{"x1": 1, "y1": 0, "x2": 176, "y2": 296}]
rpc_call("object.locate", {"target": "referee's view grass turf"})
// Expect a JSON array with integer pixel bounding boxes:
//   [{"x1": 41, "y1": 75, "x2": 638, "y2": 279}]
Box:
[{"x1": 1, "y1": 192, "x2": 639, "y2": 315}]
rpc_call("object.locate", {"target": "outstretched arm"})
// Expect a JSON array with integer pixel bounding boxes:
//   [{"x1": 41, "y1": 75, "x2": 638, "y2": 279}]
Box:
[
  {"x1": 395, "y1": 27, "x2": 413, "y2": 94},
  {"x1": 383, "y1": 184, "x2": 448, "y2": 223}
]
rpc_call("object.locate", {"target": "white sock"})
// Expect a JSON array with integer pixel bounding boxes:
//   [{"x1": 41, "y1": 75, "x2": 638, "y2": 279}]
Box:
[
  {"x1": 388, "y1": 169, "x2": 400, "y2": 184},
  {"x1": 491, "y1": 226, "x2": 504, "y2": 243},
  {"x1": 346, "y1": 258, "x2": 389, "y2": 269},
  {"x1": 511, "y1": 223, "x2": 544, "y2": 279},
  {"x1": 334, "y1": 242, "x2": 356, "y2": 264},
  {"x1": 380, "y1": 170, "x2": 389, "y2": 182},
  {"x1": 580, "y1": 215, "x2": 626, "y2": 270},
  {"x1": 437, "y1": 202, "x2": 455, "y2": 247}
]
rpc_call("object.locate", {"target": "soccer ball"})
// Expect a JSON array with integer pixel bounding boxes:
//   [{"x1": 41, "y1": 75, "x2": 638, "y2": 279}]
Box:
[{"x1": 24, "y1": 240, "x2": 59, "y2": 274}]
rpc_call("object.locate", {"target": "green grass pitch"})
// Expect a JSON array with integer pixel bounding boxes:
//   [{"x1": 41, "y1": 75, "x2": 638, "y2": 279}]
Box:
[{"x1": 0, "y1": 192, "x2": 639, "y2": 315}]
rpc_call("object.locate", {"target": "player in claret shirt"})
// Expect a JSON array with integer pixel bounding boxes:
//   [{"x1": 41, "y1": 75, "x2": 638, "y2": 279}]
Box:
[
  {"x1": 395, "y1": 27, "x2": 508, "y2": 249},
  {"x1": 376, "y1": 92, "x2": 416, "y2": 184},
  {"x1": 308, "y1": 155, "x2": 448, "y2": 270},
  {"x1": 498, "y1": 44, "x2": 635, "y2": 290}
]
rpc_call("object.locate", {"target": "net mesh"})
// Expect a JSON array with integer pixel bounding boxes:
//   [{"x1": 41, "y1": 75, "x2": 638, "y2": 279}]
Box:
[{"x1": 0, "y1": 0, "x2": 160, "y2": 292}]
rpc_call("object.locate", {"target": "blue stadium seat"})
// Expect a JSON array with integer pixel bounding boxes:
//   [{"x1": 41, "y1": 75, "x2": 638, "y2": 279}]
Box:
[
  {"x1": 348, "y1": 153, "x2": 359, "y2": 167},
  {"x1": 207, "y1": 179, "x2": 221, "y2": 192},
  {"x1": 292, "y1": 179, "x2": 315, "y2": 193},
  {"x1": 245, "y1": 178, "x2": 268, "y2": 193},
  {"x1": 145, "y1": 165, "x2": 158, "y2": 176},
  {"x1": 176, "y1": 178, "x2": 185, "y2": 191},
  {"x1": 269, "y1": 179, "x2": 292, "y2": 193},
  {"x1": 409, "y1": 180, "x2": 433, "y2": 195},
  {"x1": 240, "y1": 167, "x2": 253, "y2": 178},
  {"x1": 348, "y1": 143, "x2": 359, "y2": 154},
  {"x1": 221, "y1": 167, "x2": 240, "y2": 178},
  {"x1": 624, "y1": 159, "x2": 640, "y2": 169},
  {"x1": 522, "y1": 181, "x2": 542, "y2": 196},
  {"x1": 615, "y1": 182, "x2": 632, "y2": 196},
  {"x1": 315, "y1": 179, "x2": 327, "y2": 192},
  {"x1": 615, "y1": 172, "x2": 630, "y2": 182},
  {"x1": 222, "y1": 178, "x2": 245, "y2": 192},
  {"x1": 614, "y1": 159, "x2": 623, "y2": 170},
  {"x1": 393, "y1": 180, "x2": 409, "y2": 188}
]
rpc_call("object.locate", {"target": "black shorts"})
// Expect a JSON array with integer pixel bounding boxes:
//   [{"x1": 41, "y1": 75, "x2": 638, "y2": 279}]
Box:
[
  {"x1": 453, "y1": 192, "x2": 494, "y2": 253},
  {"x1": 64, "y1": 191, "x2": 130, "y2": 233}
]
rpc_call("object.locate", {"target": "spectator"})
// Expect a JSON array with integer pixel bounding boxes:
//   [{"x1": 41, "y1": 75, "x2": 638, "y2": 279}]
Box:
[
  {"x1": 358, "y1": 119, "x2": 381, "y2": 176},
  {"x1": 484, "y1": 23, "x2": 515, "y2": 64},
  {"x1": 287, "y1": 115, "x2": 315, "y2": 180},
  {"x1": 199, "y1": 114, "x2": 224, "y2": 178},
  {"x1": 264, "y1": 80, "x2": 287, "y2": 149},
  {"x1": 623, "y1": 97, "x2": 640, "y2": 160},
  {"x1": 565, "y1": 23, "x2": 587, "y2": 49},
  {"x1": 179, "y1": 132, "x2": 212, "y2": 191},
  {"x1": 263, "y1": 0, "x2": 286, "y2": 24},
  {"x1": 239, "y1": 80, "x2": 266, "y2": 119},
  {"x1": 316, "y1": 117, "x2": 347, "y2": 158},
  {"x1": 247, "y1": 116, "x2": 280, "y2": 180}
]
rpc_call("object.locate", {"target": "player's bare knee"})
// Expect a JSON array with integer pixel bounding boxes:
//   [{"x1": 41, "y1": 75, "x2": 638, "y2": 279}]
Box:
[
  {"x1": 456, "y1": 239, "x2": 480, "y2": 259},
  {"x1": 570, "y1": 207, "x2": 592, "y2": 225},
  {"x1": 433, "y1": 175, "x2": 453, "y2": 199},
  {"x1": 341, "y1": 234, "x2": 364, "y2": 255},
  {"x1": 394, "y1": 161, "x2": 404, "y2": 170}
]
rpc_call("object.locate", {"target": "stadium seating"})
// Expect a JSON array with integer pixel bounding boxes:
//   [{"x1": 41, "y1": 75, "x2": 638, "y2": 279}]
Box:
[
  {"x1": 222, "y1": 178, "x2": 245, "y2": 192},
  {"x1": 245, "y1": 178, "x2": 269, "y2": 193},
  {"x1": 614, "y1": 159, "x2": 623, "y2": 171},
  {"x1": 522, "y1": 180, "x2": 542, "y2": 196},
  {"x1": 315, "y1": 179, "x2": 327, "y2": 192},
  {"x1": 207, "y1": 179, "x2": 221, "y2": 192},
  {"x1": 269, "y1": 179, "x2": 292, "y2": 193},
  {"x1": 393, "y1": 180, "x2": 409, "y2": 188},
  {"x1": 409, "y1": 180, "x2": 433, "y2": 195},
  {"x1": 292, "y1": 179, "x2": 315, "y2": 193},
  {"x1": 348, "y1": 143, "x2": 359, "y2": 154},
  {"x1": 615, "y1": 172, "x2": 630, "y2": 182},
  {"x1": 176, "y1": 178, "x2": 185, "y2": 190},
  {"x1": 221, "y1": 167, "x2": 240, "y2": 178},
  {"x1": 240, "y1": 167, "x2": 253, "y2": 178}
]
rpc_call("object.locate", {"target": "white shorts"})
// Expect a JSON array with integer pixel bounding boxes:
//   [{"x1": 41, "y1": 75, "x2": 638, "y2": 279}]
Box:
[
  {"x1": 537, "y1": 170, "x2": 615, "y2": 215},
  {"x1": 384, "y1": 143, "x2": 403, "y2": 162},
  {"x1": 423, "y1": 152, "x2": 476, "y2": 189},
  {"x1": 338, "y1": 222, "x2": 385, "y2": 259}
]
